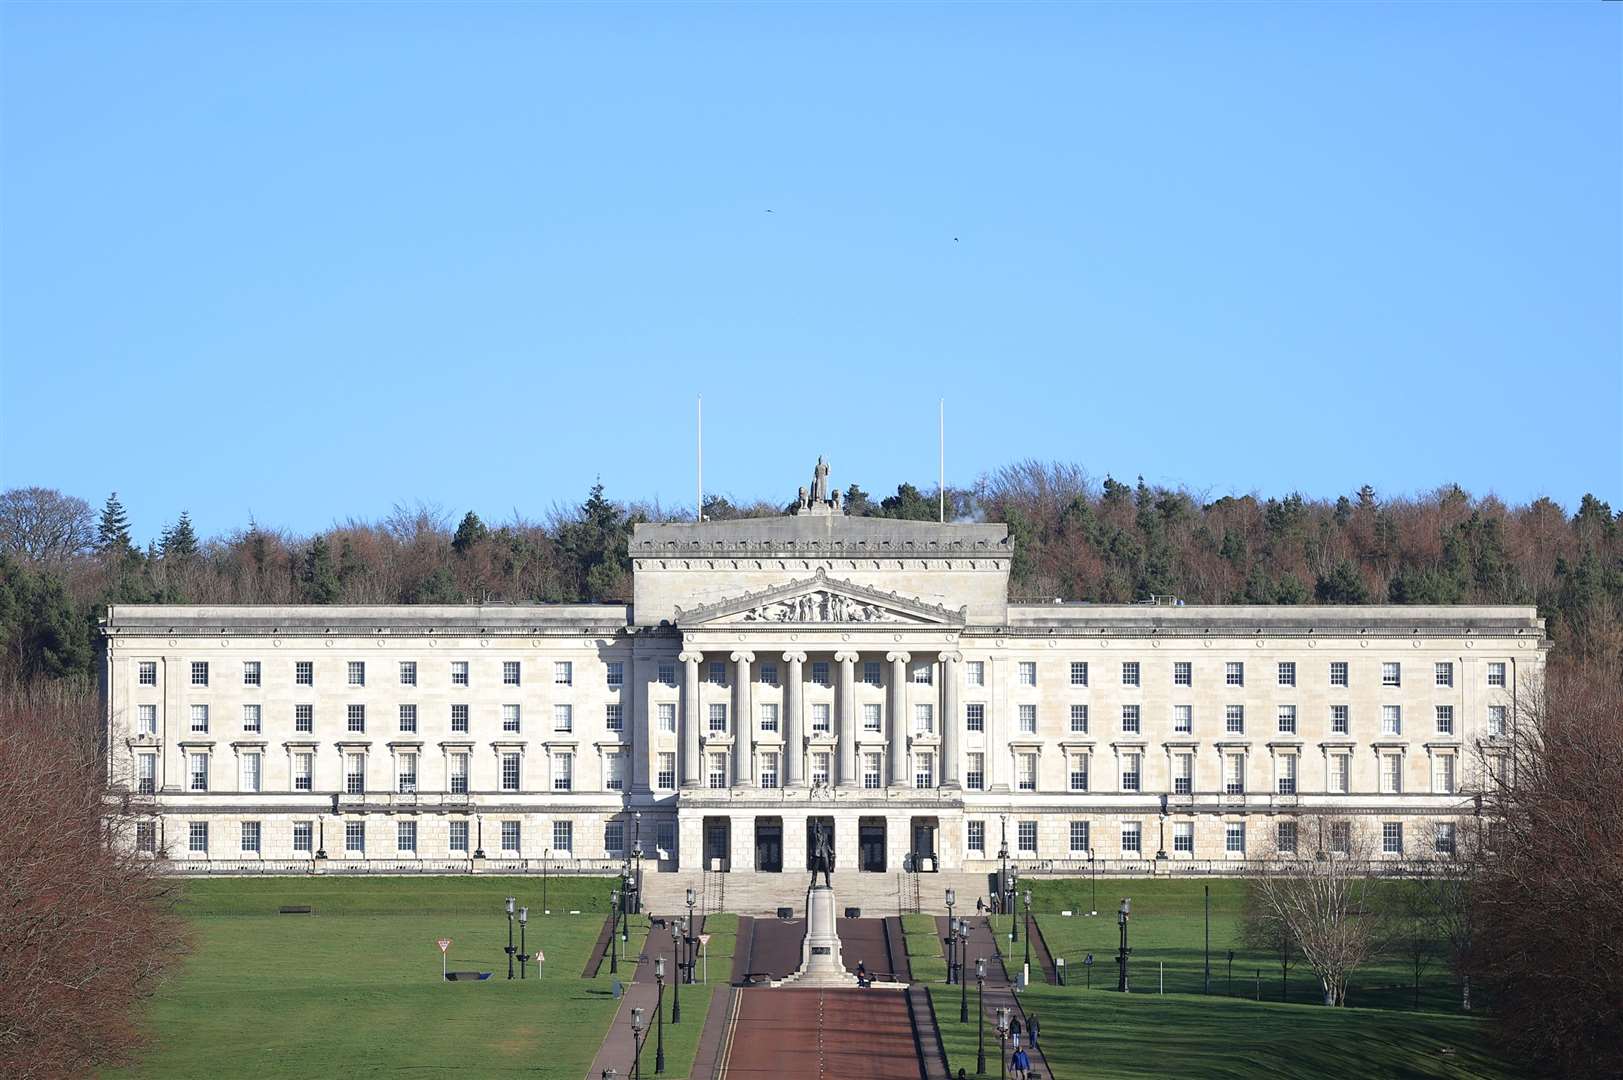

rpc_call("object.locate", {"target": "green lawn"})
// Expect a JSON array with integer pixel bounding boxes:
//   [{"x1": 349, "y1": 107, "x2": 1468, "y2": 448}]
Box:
[
  {"x1": 109, "y1": 876, "x2": 638, "y2": 1079},
  {"x1": 644, "y1": 913, "x2": 738, "y2": 1080}
]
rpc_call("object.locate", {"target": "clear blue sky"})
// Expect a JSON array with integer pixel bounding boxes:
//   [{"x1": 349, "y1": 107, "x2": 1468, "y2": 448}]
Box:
[{"x1": 2, "y1": 3, "x2": 1618, "y2": 544}]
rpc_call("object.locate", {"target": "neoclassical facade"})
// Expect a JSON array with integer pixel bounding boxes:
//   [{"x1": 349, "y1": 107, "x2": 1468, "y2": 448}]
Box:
[{"x1": 102, "y1": 463, "x2": 1545, "y2": 874}]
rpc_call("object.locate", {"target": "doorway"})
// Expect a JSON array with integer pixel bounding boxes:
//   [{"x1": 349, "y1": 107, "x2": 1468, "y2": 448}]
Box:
[
  {"x1": 755, "y1": 818, "x2": 783, "y2": 873},
  {"x1": 912, "y1": 818, "x2": 938, "y2": 871},
  {"x1": 704, "y1": 818, "x2": 730, "y2": 872},
  {"x1": 859, "y1": 819, "x2": 887, "y2": 872}
]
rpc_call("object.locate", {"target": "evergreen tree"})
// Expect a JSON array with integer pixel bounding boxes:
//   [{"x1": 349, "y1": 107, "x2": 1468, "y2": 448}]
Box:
[
  {"x1": 96, "y1": 492, "x2": 134, "y2": 556},
  {"x1": 843, "y1": 484, "x2": 874, "y2": 516},
  {"x1": 159, "y1": 511, "x2": 199, "y2": 559},
  {"x1": 1356, "y1": 485, "x2": 1378, "y2": 510},
  {"x1": 452, "y1": 511, "x2": 489, "y2": 555},
  {"x1": 300, "y1": 536, "x2": 340, "y2": 603},
  {"x1": 1315, "y1": 559, "x2": 1370, "y2": 604},
  {"x1": 877, "y1": 483, "x2": 935, "y2": 521}
]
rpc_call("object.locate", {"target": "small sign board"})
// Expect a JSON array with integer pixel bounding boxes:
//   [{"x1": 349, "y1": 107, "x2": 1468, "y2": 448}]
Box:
[
  {"x1": 536, "y1": 949, "x2": 544, "y2": 963},
  {"x1": 698, "y1": 933, "x2": 711, "y2": 946},
  {"x1": 437, "y1": 938, "x2": 452, "y2": 954}
]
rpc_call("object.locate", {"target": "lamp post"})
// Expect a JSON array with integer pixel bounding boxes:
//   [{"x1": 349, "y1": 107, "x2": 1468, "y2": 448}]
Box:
[
  {"x1": 995, "y1": 1007, "x2": 1010, "y2": 1080},
  {"x1": 630, "y1": 1007, "x2": 646, "y2": 1080},
  {"x1": 610, "y1": 888, "x2": 620, "y2": 975},
  {"x1": 945, "y1": 888, "x2": 957, "y2": 984},
  {"x1": 669, "y1": 922, "x2": 682, "y2": 1024},
  {"x1": 1117, "y1": 897, "x2": 1132, "y2": 993},
  {"x1": 1088, "y1": 848, "x2": 1098, "y2": 916},
  {"x1": 1022, "y1": 888, "x2": 1032, "y2": 977},
  {"x1": 654, "y1": 957, "x2": 666, "y2": 1074},
  {"x1": 685, "y1": 887, "x2": 697, "y2": 985},
  {"x1": 632, "y1": 811, "x2": 644, "y2": 915},
  {"x1": 518, "y1": 906, "x2": 530, "y2": 979},
  {"x1": 997, "y1": 815, "x2": 1009, "y2": 916},
  {"x1": 543, "y1": 848, "x2": 551, "y2": 914},
  {"x1": 975, "y1": 958, "x2": 987, "y2": 1075},
  {"x1": 958, "y1": 921, "x2": 970, "y2": 1022},
  {"x1": 1009, "y1": 872, "x2": 1019, "y2": 945},
  {"x1": 505, "y1": 896, "x2": 517, "y2": 980},
  {"x1": 1227, "y1": 949, "x2": 1235, "y2": 997}
]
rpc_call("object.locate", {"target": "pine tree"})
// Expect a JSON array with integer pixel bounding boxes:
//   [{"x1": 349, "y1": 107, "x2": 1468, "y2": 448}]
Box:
[
  {"x1": 159, "y1": 512, "x2": 199, "y2": 559},
  {"x1": 96, "y1": 492, "x2": 134, "y2": 556},
  {"x1": 300, "y1": 536, "x2": 340, "y2": 603},
  {"x1": 452, "y1": 511, "x2": 489, "y2": 555}
]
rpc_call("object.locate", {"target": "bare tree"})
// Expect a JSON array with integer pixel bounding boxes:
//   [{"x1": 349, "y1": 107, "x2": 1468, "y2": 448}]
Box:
[
  {"x1": 1380, "y1": 876, "x2": 1443, "y2": 1010},
  {"x1": 0, "y1": 686, "x2": 186, "y2": 1079},
  {"x1": 1239, "y1": 879, "x2": 1297, "y2": 1002},
  {"x1": 1245, "y1": 823, "x2": 1384, "y2": 1006},
  {"x1": 0, "y1": 488, "x2": 95, "y2": 564}
]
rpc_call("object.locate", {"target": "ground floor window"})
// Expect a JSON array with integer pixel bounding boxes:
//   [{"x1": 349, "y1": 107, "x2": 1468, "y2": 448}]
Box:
[
  {"x1": 448, "y1": 820, "x2": 468, "y2": 853},
  {"x1": 1277, "y1": 821, "x2": 1298, "y2": 854},
  {"x1": 135, "y1": 820, "x2": 157, "y2": 854},
  {"x1": 656, "y1": 821, "x2": 676, "y2": 855},
  {"x1": 604, "y1": 821, "x2": 625, "y2": 855},
  {"x1": 293, "y1": 821, "x2": 313, "y2": 854},
  {"x1": 553, "y1": 820, "x2": 572, "y2": 853},
  {"x1": 1382, "y1": 821, "x2": 1403, "y2": 855},
  {"x1": 189, "y1": 821, "x2": 208, "y2": 853},
  {"x1": 345, "y1": 821, "x2": 365, "y2": 854},
  {"x1": 1225, "y1": 822, "x2": 1245, "y2": 854},
  {"x1": 501, "y1": 821, "x2": 521, "y2": 853},
  {"x1": 1069, "y1": 820, "x2": 1089, "y2": 853},
  {"x1": 1122, "y1": 821, "x2": 1141, "y2": 855},
  {"x1": 1173, "y1": 821, "x2": 1193, "y2": 853},
  {"x1": 241, "y1": 821, "x2": 261, "y2": 854},
  {"x1": 967, "y1": 820, "x2": 985, "y2": 854},
  {"x1": 398, "y1": 820, "x2": 417, "y2": 853},
  {"x1": 1434, "y1": 822, "x2": 1456, "y2": 855},
  {"x1": 1017, "y1": 819, "x2": 1037, "y2": 854}
]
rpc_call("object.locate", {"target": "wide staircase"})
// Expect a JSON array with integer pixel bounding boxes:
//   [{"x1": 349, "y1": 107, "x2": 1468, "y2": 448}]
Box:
[{"x1": 642, "y1": 868, "x2": 990, "y2": 917}]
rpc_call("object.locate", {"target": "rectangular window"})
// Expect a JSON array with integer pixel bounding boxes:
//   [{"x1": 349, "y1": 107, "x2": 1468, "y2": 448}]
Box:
[
  {"x1": 914, "y1": 752, "x2": 934, "y2": 789},
  {"x1": 1382, "y1": 821, "x2": 1403, "y2": 855},
  {"x1": 811, "y1": 661, "x2": 829, "y2": 686},
  {"x1": 236, "y1": 704, "x2": 259, "y2": 733},
  {"x1": 1069, "y1": 820, "x2": 1090, "y2": 853},
  {"x1": 1121, "y1": 704, "x2": 1140, "y2": 734},
  {"x1": 964, "y1": 752, "x2": 984, "y2": 791},
  {"x1": 243, "y1": 660, "x2": 261, "y2": 686},
  {"x1": 658, "y1": 662, "x2": 676, "y2": 686},
  {"x1": 1435, "y1": 705, "x2": 1454, "y2": 735},
  {"x1": 1330, "y1": 704, "x2": 1349, "y2": 735},
  {"x1": 448, "y1": 820, "x2": 468, "y2": 853},
  {"x1": 450, "y1": 703, "x2": 469, "y2": 733},
  {"x1": 1277, "y1": 754, "x2": 1297, "y2": 795},
  {"x1": 758, "y1": 663, "x2": 776, "y2": 686},
  {"x1": 1225, "y1": 822, "x2": 1245, "y2": 854},
  {"x1": 760, "y1": 703, "x2": 779, "y2": 733},
  {"x1": 1330, "y1": 820, "x2": 1352, "y2": 854},
  {"x1": 1487, "y1": 705, "x2": 1507, "y2": 737},
  {"x1": 292, "y1": 821, "x2": 313, "y2": 854},
  {"x1": 1330, "y1": 754, "x2": 1350, "y2": 794},
  {"x1": 606, "y1": 703, "x2": 623, "y2": 733},
  {"x1": 189, "y1": 821, "x2": 208, "y2": 853},
  {"x1": 347, "y1": 661, "x2": 365, "y2": 687},
  {"x1": 1224, "y1": 753, "x2": 1245, "y2": 795},
  {"x1": 965, "y1": 661, "x2": 984, "y2": 687},
  {"x1": 1381, "y1": 705, "x2": 1402, "y2": 736},
  {"x1": 1121, "y1": 661, "x2": 1140, "y2": 687},
  {"x1": 1173, "y1": 704, "x2": 1192, "y2": 734},
  {"x1": 1434, "y1": 822, "x2": 1456, "y2": 855},
  {"x1": 551, "y1": 820, "x2": 572, "y2": 852},
  {"x1": 863, "y1": 661, "x2": 882, "y2": 686},
  {"x1": 239, "y1": 752, "x2": 262, "y2": 793},
  {"x1": 550, "y1": 753, "x2": 571, "y2": 792},
  {"x1": 966, "y1": 703, "x2": 984, "y2": 732},
  {"x1": 1122, "y1": 821, "x2": 1142, "y2": 854},
  {"x1": 1017, "y1": 703, "x2": 1036, "y2": 734},
  {"x1": 397, "y1": 752, "x2": 417, "y2": 794},
  {"x1": 708, "y1": 704, "x2": 727, "y2": 733},
  {"x1": 864, "y1": 703, "x2": 883, "y2": 732},
  {"x1": 657, "y1": 703, "x2": 676, "y2": 734},
  {"x1": 606, "y1": 661, "x2": 624, "y2": 688},
  {"x1": 138, "y1": 661, "x2": 157, "y2": 686},
  {"x1": 1381, "y1": 753, "x2": 1403, "y2": 794},
  {"x1": 345, "y1": 821, "x2": 365, "y2": 854},
  {"x1": 503, "y1": 661, "x2": 521, "y2": 686},
  {"x1": 1174, "y1": 753, "x2": 1193, "y2": 795},
  {"x1": 811, "y1": 703, "x2": 831, "y2": 733},
  {"x1": 1329, "y1": 661, "x2": 1348, "y2": 687},
  {"x1": 554, "y1": 661, "x2": 572, "y2": 686},
  {"x1": 605, "y1": 752, "x2": 626, "y2": 791},
  {"x1": 604, "y1": 821, "x2": 626, "y2": 854},
  {"x1": 1069, "y1": 753, "x2": 1089, "y2": 792},
  {"x1": 759, "y1": 752, "x2": 779, "y2": 789},
  {"x1": 1433, "y1": 754, "x2": 1456, "y2": 794},
  {"x1": 1225, "y1": 705, "x2": 1244, "y2": 734},
  {"x1": 1070, "y1": 661, "x2": 1089, "y2": 686},
  {"x1": 1122, "y1": 752, "x2": 1141, "y2": 793},
  {"x1": 1382, "y1": 662, "x2": 1401, "y2": 687},
  {"x1": 397, "y1": 820, "x2": 417, "y2": 853},
  {"x1": 189, "y1": 752, "x2": 209, "y2": 792},
  {"x1": 347, "y1": 704, "x2": 365, "y2": 733},
  {"x1": 552, "y1": 704, "x2": 571, "y2": 732},
  {"x1": 1017, "y1": 820, "x2": 1038, "y2": 854},
  {"x1": 1173, "y1": 821, "x2": 1193, "y2": 853},
  {"x1": 1487, "y1": 662, "x2": 1507, "y2": 687},
  {"x1": 451, "y1": 661, "x2": 469, "y2": 686},
  {"x1": 1173, "y1": 661, "x2": 1192, "y2": 687},
  {"x1": 136, "y1": 753, "x2": 156, "y2": 794},
  {"x1": 296, "y1": 660, "x2": 313, "y2": 686},
  {"x1": 811, "y1": 752, "x2": 831, "y2": 786},
  {"x1": 191, "y1": 661, "x2": 209, "y2": 687},
  {"x1": 657, "y1": 821, "x2": 676, "y2": 854},
  {"x1": 1277, "y1": 705, "x2": 1296, "y2": 734},
  {"x1": 190, "y1": 704, "x2": 209, "y2": 734},
  {"x1": 912, "y1": 664, "x2": 932, "y2": 685},
  {"x1": 501, "y1": 752, "x2": 521, "y2": 792},
  {"x1": 1018, "y1": 661, "x2": 1036, "y2": 686},
  {"x1": 1225, "y1": 662, "x2": 1244, "y2": 687},
  {"x1": 398, "y1": 704, "x2": 417, "y2": 733},
  {"x1": 450, "y1": 753, "x2": 469, "y2": 795},
  {"x1": 293, "y1": 752, "x2": 313, "y2": 792},
  {"x1": 1016, "y1": 753, "x2": 1037, "y2": 791},
  {"x1": 1070, "y1": 704, "x2": 1089, "y2": 734},
  {"x1": 289, "y1": 703, "x2": 311, "y2": 733},
  {"x1": 1277, "y1": 661, "x2": 1295, "y2": 687},
  {"x1": 967, "y1": 820, "x2": 985, "y2": 853},
  {"x1": 708, "y1": 753, "x2": 727, "y2": 789},
  {"x1": 345, "y1": 753, "x2": 365, "y2": 794},
  {"x1": 708, "y1": 661, "x2": 726, "y2": 685},
  {"x1": 656, "y1": 752, "x2": 676, "y2": 790},
  {"x1": 1434, "y1": 662, "x2": 1453, "y2": 687},
  {"x1": 1277, "y1": 820, "x2": 1298, "y2": 855},
  {"x1": 502, "y1": 704, "x2": 522, "y2": 733},
  {"x1": 502, "y1": 820, "x2": 521, "y2": 853},
  {"x1": 399, "y1": 661, "x2": 416, "y2": 686}
]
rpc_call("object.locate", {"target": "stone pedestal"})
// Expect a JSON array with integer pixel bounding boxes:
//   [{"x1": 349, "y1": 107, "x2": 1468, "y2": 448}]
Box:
[{"x1": 775, "y1": 884, "x2": 857, "y2": 988}]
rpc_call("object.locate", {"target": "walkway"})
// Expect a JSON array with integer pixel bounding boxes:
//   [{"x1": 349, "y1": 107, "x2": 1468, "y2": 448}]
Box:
[
  {"x1": 945, "y1": 916, "x2": 1056, "y2": 1080},
  {"x1": 721, "y1": 988, "x2": 922, "y2": 1080},
  {"x1": 586, "y1": 915, "x2": 698, "y2": 1080}
]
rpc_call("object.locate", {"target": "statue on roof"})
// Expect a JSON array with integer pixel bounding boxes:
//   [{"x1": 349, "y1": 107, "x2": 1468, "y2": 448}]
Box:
[{"x1": 797, "y1": 457, "x2": 845, "y2": 516}]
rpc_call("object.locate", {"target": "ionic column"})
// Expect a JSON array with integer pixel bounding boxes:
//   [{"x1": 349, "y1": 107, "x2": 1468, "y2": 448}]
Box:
[
  {"x1": 887, "y1": 651, "x2": 911, "y2": 787},
  {"x1": 783, "y1": 651, "x2": 807, "y2": 787},
  {"x1": 834, "y1": 651, "x2": 860, "y2": 787},
  {"x1": 731, "y1": 651, "x2": 755, "y2": 788},
  {"x1": 940, "y1": 651, "x2": 962, "y2": 788},
  {"x1": 679, "y1": 650, "x2": 703, "y2": 788}
]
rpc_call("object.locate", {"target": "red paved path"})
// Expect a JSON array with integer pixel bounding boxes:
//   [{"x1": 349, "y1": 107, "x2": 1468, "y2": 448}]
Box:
[{"x1": 721, "y1": 988, "x2": 921, "y2": 1080}]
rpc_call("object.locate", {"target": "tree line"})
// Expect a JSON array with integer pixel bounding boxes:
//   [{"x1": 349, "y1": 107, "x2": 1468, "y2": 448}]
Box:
[{"x1": 2, "y1": 462, "x2": 1620, "y2": 689}]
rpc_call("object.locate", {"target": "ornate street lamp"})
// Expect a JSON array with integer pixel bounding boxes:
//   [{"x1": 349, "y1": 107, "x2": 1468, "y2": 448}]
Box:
[
  {"x1": 669, "y1": 922, "x2": 682, "y2": 1023},
  {"x1": 997, "y1": 815, "x2": 1010, "y2": 916},
  {"x1": 1023, "y1": 888, "x2": 1032, "y2": 976},
  {"x1": 1009, "y1": 871, "x2": 1019, "y2": 945},
  {"x1": 685, "y1": 887, "x2": 697, "y2": 984},
  {"x1": 945, "y1": 888, "x2": 957, "y2": 984},
  {"x1": 654, "y1": 957, "x2": 666, "y2": 1074},
  {"x1": 1117, "y1": 897, "x2": 1132, "y2": 993},
  {"x1": 518, "y1": 906, "x2": 530, "y2": 979},
  {"x1": 1088, "y1": 848, "x2": 1098, "y2": 916},
  {"x1": 630, "y1": 1007, "x2": 646, "y2": 1080},
  {"x1": 610, "y1": 888, "x2": 621, "y2": 975},
  {"x1": 504, "y1": 896, "x2": 517, "y2": 980},
  {"x1": 976, "y1": 957, "x2": 988, "y2": 1075},
  {"x1": 995, "y1": 1007, "x2": 1011, "y2": 1080},
  {"x1": 958, "y1": 920, "x2": 970, "y2": 1023}
]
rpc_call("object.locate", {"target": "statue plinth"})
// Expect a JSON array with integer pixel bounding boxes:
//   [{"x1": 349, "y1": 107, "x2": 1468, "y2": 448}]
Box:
[{"x1": 774, "y1": 884, "x2": 858, "y2": 988}]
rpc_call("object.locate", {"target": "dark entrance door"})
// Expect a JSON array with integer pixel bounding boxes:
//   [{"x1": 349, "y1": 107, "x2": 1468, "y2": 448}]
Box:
[
  {"x1": 912, "y1": 820, "x2": 937, "y2": 870},
  {"x1": 755, "y1": 819, "x2": 783, "y2": 873},
  {"x1": 859, "y1": 822, "x2": 887, "y2": 872},
  {"x1": 704, "y1": 819, "x2": 730, "y2": 872}
]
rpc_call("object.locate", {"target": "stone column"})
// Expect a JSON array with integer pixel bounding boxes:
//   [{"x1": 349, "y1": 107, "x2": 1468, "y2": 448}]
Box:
[
  {"x1": 679, "y1": 650, "x2": 703, "y2": 788},
  {"x1": 783, "y1": 651, "x2": 807, "y2": 787},
  {"x1": 940, "y1": 651, "x2": 962, "y2": 788},
  {"x1": 887, "y1": 651, "x2": 911, "y2": 787},
  {"x1": 988, "y1": 656, "x2": 1009, "y2": 791},
  {"x1": 834, "y1": 651, "x2": 859, "y2": 787},
  {"x1": 731, "y1": 651, "x2": 754, "y2": 788}
]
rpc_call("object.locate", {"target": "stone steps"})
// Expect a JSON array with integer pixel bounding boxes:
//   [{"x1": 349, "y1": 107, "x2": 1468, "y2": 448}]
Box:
[{"x1": 642, "y1": 869, "x2": 993, "y2": 917}]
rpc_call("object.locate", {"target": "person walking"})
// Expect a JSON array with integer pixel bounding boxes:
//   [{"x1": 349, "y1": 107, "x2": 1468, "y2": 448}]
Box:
[
  {"x1": 1010, "y1": 1014, "x2": 1023, "y2": 1050},
  {"x1": 1011, "y1": 1047, "x2": 1032, "y2": 1080},
  {"x1": 1028, "y1": 1011, "x2": 1040, "y2": 1050}
]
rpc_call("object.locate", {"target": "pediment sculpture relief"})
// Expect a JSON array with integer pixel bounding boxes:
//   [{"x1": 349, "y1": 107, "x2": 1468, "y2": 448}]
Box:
[{"x1": 740, "y1": 590, "x2": 900, "y2": 623}]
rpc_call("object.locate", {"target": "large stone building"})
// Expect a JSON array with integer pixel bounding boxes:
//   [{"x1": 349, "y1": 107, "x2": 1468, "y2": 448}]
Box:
[{"x1": 102, "y1": 461, "x2": 1544, "y2": 875}]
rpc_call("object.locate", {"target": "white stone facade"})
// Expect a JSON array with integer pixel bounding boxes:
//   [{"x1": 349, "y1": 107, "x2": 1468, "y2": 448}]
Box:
[{"x1": 102, "y1": 469, "x2": 1545, "y2": 875}]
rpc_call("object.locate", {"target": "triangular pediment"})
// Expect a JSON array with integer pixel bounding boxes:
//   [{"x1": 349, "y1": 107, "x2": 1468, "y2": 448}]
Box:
[{"x1": 674, "y1": 569, "x2": 967, "y2": 627}]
